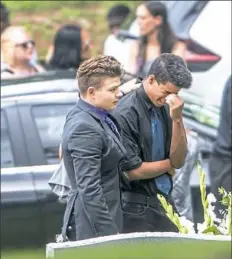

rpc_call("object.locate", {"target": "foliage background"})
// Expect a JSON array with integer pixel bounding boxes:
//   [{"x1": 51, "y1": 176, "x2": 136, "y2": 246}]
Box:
[{"x1": 2, "y1": 1, "x2": 141, "y2": 59}]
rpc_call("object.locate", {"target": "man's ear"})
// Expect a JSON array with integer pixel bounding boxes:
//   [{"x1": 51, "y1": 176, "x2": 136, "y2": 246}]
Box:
[
  {"x1": 87, "y1": 86, "x2": 96, "y2": 97},
  {"x1": 148, "y1": 75, "x2": 156, "y2": 85}
]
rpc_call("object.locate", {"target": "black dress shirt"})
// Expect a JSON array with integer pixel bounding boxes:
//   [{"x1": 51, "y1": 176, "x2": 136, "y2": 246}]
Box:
[{"x1": 113, "y1": 84, "x2": 173, "y2": 197}]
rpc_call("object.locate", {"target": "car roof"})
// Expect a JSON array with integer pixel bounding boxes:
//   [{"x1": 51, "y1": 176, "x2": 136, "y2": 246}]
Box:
[
  {"x1": 1, "y1": 70, "x2": 78, "y2": 98},
  {"x1": 1, "y1": 92, "x2": 78, "y2": 107}
]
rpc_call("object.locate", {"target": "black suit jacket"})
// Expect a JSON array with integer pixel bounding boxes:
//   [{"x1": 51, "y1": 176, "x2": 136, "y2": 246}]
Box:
[{"x1": 61, "y1": 98, "x2": 127, "y2": 241}]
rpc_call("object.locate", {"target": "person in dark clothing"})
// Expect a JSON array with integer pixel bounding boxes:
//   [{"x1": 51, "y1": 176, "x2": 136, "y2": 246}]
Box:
[
  {"x1": 208, "y1": 75, "x2": 231, "y2": 217},
  {"x1": 113, "y1": 53, "x2": 192, "y2": 233},
  {"x1": 61, "y1": 55, "x2": 126, "y2": 241},
  {"x1": 45, "y1": 24, "x2": 92, "y2": 71}
]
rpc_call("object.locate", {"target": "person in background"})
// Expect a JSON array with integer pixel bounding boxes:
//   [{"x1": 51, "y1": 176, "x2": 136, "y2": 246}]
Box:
[
  {"x1": 61, "y1": 55, "x2": 127, "y2": 241},
  {"x1": 208, "y1": 75, "x2": 231, "y2": 217},
  {"x1": 113, "y1": 53, "x2": 192, "y2": 233},
  {"x1": 1, "y1": 26, "x2": 44, "y2": 78},
  {"x1": 1, "y1": 3, "x2": 39, "y2": 66},
  {"x1": 127, "y1": 1, "x2": 186, "y2": 78},
  {"x1": 103, "y1": 4, "x2": 131, "y2": 68},
  {"x1": 0, "y1": 2, "x2": 10, "y2": 34},
  {"x1": 45, "y1": 24, "x2": 92, "y2": 71}
]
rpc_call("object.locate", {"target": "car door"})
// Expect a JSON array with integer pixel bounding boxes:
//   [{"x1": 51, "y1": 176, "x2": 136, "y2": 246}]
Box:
[
  {"x1": 19, "y1": 100, "x2": 75, "y2": 244},
  {"x1": 1, "y1": 104, "x2": 43, "y2": 248}
]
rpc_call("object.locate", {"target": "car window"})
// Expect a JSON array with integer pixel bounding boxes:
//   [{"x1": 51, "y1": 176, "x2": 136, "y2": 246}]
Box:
[
  {"x1": 161, "y1": 1, "x2": 208, "y2": 39},
  {"x1": 1, "y1": 111, "x2": 15, "y2": 168},
  {"x1": 32, "y1": 104, "x2": 74, "y2": 164}
]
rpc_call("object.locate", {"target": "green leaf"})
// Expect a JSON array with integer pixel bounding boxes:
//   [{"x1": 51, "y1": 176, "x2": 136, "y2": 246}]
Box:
[{"x1": 202, "y1": 226, "x2": 223, "y2": 235}]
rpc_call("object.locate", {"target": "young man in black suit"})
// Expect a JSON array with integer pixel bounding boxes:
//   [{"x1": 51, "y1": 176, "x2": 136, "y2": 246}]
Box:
[{"x1": 61, "y1": 55, "x2": 127, "y2": 241}]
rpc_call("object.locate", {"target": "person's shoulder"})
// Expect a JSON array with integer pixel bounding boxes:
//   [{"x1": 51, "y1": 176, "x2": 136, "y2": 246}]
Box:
[
  {"x1": 113, "y1": 88, "x2": 140, "y2": 121},
  {"x1": 65, "y1": 107, "x2": 102, "y2": 136},
  {"x1": 118, "y1": 88, "x2": 138, "y2": 108}
]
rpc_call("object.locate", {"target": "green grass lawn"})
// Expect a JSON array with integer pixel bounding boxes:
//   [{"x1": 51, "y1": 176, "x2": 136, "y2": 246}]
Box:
[
  {"x1": 2, "y1": 241, "x2": 231, "y2": 259},
  {"x1": 1, "y1": 249, "x2": 44, "y2": 259},
  {"x1": 2, "y1": 1, "x2": 140, "y2": 58}
]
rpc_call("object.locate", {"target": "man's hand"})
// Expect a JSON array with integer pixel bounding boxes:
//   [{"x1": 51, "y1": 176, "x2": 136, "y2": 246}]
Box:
[
  {"x1": 165, "y1": 94, "x2": 184, "y2": 122},
  {"x1": 167, "y1": 167, "x2": 175, "y2": 176}
]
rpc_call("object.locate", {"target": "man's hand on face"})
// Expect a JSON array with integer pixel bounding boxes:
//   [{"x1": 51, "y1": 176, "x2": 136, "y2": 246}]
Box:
[{"x1": 165, "y1": 94, "x2": 184, "y2": 122}]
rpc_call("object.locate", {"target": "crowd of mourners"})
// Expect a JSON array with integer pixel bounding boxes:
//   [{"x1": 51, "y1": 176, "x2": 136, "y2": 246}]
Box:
[{"x1": 1, "y1": 1, "x2": 187, "y2": 80}]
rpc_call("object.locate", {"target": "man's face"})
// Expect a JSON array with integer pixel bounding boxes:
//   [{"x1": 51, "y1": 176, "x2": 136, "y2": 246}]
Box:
[
  {"x1": 11, "y1": 29, "x2": 35, "y2": 62},
  {"x1": 146, "y1": 75, "x2": 181, "y2": 106},
  {"x1": 89, "y1": 76, "x2": 122, "y2": 111}
]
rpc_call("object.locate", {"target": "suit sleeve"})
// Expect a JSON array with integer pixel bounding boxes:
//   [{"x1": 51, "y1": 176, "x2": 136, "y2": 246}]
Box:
[
  {"x1": 68, "y1": 123, "x2": 118, "y2": 235},
  {"x1": 117, "y1": 110, "x2": 143, "y2": 171}
]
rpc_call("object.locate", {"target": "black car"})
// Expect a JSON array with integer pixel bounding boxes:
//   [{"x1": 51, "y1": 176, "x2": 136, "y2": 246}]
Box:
[{"x1": 1, "y1": 70, "x2": 220, "y2": 248}]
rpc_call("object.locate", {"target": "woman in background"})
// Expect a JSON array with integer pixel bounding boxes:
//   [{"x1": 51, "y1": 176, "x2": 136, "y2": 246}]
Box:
[
  {"x1": 45, "y1": 24, "x2": 92, "y2": 71},
  {"x1": 127, "y1": 1, "x2": 186, "y2": 78}
]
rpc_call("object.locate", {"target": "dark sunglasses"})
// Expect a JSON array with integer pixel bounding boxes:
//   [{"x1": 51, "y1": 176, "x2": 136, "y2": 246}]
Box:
[{"x1": 15, "y1": 40, "x2": 35, "y2": 49}]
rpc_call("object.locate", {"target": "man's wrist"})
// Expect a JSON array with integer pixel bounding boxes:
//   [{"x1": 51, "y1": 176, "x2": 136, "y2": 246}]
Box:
[
  {"x1": 172, "y1": 117, "x2": 183, "y2": 123},
  {"x1": 166, "y1": 158, "x2": 172, "y2": 169}
]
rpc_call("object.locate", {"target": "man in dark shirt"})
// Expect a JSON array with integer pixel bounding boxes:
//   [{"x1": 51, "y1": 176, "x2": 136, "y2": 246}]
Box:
[
  {"x1": 208, "y1": 75, "x2": 231, "y2": 217},
  {"x1": 113, "y1": 53, "x2": 192, "y2": 233}
]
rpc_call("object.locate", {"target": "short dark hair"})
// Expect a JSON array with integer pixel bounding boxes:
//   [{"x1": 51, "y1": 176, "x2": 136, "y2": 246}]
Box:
[
  {"x1": 77, "y1": 55, "x2": 124, "y2": 94},
  {"x1": 148, "y1": 53, "x2": 192, "y2": 89},
  {"x1": 107, "y1": 4, "x2": 130, "y2": 28}
]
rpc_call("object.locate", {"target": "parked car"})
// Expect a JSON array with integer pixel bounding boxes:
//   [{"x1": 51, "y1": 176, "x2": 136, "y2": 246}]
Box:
[
  {"x1": 1, "y1": 71, "x2": 78, "y2": 248},
  {"x1": 178, "y1": 0, "x2": 231, "y2": 224}
]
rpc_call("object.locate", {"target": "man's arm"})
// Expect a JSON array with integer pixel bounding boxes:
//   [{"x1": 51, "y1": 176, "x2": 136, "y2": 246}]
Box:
[
  {"x1": 118, "y1": 112, "x2": 172, "y2": 181},
  {"x1": 166, "y1": 95, "x2": 188, "y2": 169},
  {"x1": 125, "y1": 159, "x2": 172, "y2": 181},
  {"x1": 68, "y1": 123, "x2": 118, "y2": 235}
]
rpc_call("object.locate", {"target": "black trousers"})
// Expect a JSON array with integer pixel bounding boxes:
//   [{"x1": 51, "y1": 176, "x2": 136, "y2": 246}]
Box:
[{"x1": 122, "y1": 192, "x2": 179, "y2": 233}]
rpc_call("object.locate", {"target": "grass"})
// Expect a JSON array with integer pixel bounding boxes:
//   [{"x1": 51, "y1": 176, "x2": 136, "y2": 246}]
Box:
[
  {"x1": 2, "y1": 1, "x2": 140, "y2": 58},
  {"x1": 1, "y1": 249, "x2": 44, "y2": 259},
  {"x1": 1, "y1": 240, "x2": 231, "y2": 259}
]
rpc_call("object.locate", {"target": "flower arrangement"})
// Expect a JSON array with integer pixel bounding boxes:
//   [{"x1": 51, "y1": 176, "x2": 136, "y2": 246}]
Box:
[{"x1": 158, "y1": 163, "x2": 232, "y2": 236}]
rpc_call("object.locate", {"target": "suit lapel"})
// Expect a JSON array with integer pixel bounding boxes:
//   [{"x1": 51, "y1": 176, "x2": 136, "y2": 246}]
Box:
[
  {"x1": 76, "y1": 99, "x2": 127, "y2": 157},
  {"x1": 100, "y1": 119, "x2": 128, "y2": 157}
]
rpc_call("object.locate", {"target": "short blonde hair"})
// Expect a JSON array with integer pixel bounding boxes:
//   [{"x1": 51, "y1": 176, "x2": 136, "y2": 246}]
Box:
[{"x1": 1, "y1": 26, "x2": 30, "y2": 65}]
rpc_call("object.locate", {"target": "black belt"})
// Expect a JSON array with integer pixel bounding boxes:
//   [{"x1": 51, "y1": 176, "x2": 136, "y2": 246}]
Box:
[{"x1": 122, "y1": 192, "x2": 163, "y2": 207}]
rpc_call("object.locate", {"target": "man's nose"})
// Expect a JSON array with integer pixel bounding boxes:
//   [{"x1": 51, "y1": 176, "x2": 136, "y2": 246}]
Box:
[{"x1": 116, "y1": 90, "x2": 123, "y2": 99}]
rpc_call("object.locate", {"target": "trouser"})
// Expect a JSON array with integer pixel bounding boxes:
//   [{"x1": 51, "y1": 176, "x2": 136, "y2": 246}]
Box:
[{"x1": 121, "y1": 192, "x2": 179, "y2": 233}]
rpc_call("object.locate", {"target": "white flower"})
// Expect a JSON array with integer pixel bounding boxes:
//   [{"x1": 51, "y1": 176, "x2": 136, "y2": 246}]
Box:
[
  {"x1": 197, "y1": 222, "x2": 207, "y2": 234},
  {"x1": 207, "y1": 193, "x2": 221, "y2": 223},
  {"x1": 179, "y1": 216, "x2": 195, "y2": 234},
  {"x1": 207, "y1": 193, "x2": 216, "y2": 203}
]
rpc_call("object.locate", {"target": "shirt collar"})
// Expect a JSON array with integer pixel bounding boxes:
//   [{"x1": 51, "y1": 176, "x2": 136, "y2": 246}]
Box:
[
  {"x1": 79, "y1": 98, "x2": 109, "y2": 119},
  {"x1": 137, "y1": 83, "x2": 154, "y2": 111}
]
